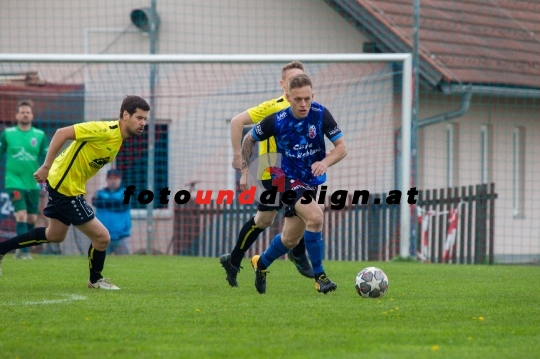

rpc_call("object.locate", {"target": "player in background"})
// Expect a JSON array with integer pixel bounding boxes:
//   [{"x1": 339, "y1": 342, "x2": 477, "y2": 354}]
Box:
[
  {"x1": 240, "y1": 74, "x2": 347, "y2": 294},
  {"x1": 0, "y1": 96, "x2": 149, "y2": 290},
  {"x1": 0, "y1": 100, "x2": 48, "y2": 260},
  {"x1": 92, "y1": 169, "x2": 132, "y2": 255},
  {"x1": 220, "y1": 61, "x2": 314, "y2": 287}
]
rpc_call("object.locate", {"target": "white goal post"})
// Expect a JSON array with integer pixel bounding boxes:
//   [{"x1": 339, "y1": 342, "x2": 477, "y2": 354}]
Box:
[{"x1": 0, "y1": 53, "x2": 412, "y2": 259}]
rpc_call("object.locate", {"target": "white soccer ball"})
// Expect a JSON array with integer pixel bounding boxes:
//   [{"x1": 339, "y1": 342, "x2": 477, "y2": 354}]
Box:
[{"x1": 355, "y1": 267, "x2": 389, "y2": 298}]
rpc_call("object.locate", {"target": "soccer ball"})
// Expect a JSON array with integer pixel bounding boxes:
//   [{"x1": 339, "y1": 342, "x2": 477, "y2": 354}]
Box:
[{"x1": 355, "y1": 267, "x2": 389, "y2": 298}]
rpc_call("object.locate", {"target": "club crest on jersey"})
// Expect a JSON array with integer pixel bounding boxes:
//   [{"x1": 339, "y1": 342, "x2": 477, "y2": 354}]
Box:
[
  {"x1": 89, "y1": 157, "x2": 110, "y2": 169},
  {"x1": 308, "y1": 125, "x2": 316, "y2": 139},
  {"x1": 30, "y1": 137, "x2": 37, "y2": 147}
]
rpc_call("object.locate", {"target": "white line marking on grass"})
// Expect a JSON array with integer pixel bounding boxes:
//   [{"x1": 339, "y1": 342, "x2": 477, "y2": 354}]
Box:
[{"x1": 0, "y1": 294, "x2": 87, "y2": 306}]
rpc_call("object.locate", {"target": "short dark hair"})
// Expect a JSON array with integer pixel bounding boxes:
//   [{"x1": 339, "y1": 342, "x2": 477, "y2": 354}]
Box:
[
  {"x1": 119, "y1": 96, "x2": 150, "y2": 119},
  {"x1": 16, "y1": 99, "x2": 34, "y2": 113},
  {"x1": 106, "y1": 169, "x2": 122, "y2": 178},
  {"x1": 288, "y1": 74, "x2": 313, "y2": 92},
  {"x1": 282, "y1": 61, "x2": 304, "y2": 80}
]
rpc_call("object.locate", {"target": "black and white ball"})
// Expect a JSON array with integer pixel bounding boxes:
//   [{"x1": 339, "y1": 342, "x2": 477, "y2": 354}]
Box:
[{"x1": 355, "y1": 267, "x2": 389, "y2": 298}]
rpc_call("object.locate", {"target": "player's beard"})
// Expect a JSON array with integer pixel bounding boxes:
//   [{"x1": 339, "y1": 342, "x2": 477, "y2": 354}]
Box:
[
  {"x1": 18, "y1": 117, "x2": 31, "y2": 126},
  {"x1": 130, "y1": 126, "x2": 145, "y2": 137}
]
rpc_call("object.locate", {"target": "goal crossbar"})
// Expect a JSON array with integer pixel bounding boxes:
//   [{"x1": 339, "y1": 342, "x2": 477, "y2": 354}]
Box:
[{"x1": 0, "y1": 53, "x2": 411, "y2": 64}]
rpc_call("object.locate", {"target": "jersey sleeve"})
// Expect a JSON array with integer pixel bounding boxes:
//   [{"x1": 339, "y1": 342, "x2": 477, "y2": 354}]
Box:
[
  {"x1": 74, "y1": 121, "x2": 111, "y2": 142},
  {"x1": 322, "y1": 108, "x2": 343, "y2": 142},
  {"x1": 251, "y1": 115, "x2": 276, "y2": 142},
  {"x1": 247, "y1": 98, "x2": 282, "y2": 124}
]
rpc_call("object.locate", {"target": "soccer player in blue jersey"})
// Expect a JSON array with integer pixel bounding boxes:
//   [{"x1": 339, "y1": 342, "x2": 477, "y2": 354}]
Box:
[
  {"x1": 220, "y1": 61, "x2": 315, "y2": 287},
  {"x1": 240, "y1": 74, "x2": 347, "y2": 294}
]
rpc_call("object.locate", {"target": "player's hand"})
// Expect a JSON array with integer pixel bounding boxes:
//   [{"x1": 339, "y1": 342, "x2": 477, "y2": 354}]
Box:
[
  {"x1": 239, "y1": 172, "x2": 248, "y2": 191},
  {"x1": 34, "y1": 165, "x2": 50, "y2": 183},
  {"x1": 232, "y1": 154, "x2": 242, "y2": 170},
  {"x1": 311, "y1": 161, "x2": 328, "y2": 177}
]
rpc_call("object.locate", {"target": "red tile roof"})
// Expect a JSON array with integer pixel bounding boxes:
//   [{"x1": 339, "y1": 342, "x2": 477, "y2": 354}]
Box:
[
  {"x1": 357, "y1": 0, "x2": 540, "y2": 88},
  {"x1": 0, "y1": 83, "x2": 83, "y2": 123}
]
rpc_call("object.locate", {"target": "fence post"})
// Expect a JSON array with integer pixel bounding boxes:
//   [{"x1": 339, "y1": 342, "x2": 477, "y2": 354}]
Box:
[
  {"x1": 459, "y1": 186, "x2": 466, "y2": 264},
  {"x1": 430, "y1": 189, "x2": 437, "y2": 261},
  {"x1": 437, "y1": 188, "x2": 445, "y2": 263},
  {"x1": 367, "y1": 194, "x2": 379, "y2": 260},
  {"x1": 475, "y1": 184, "x2": 488, "y2": 264},
  {"x1": 489, "y1": 183, "x2": 496, "y2": 264},
  {"x1": 416, "y1": 188, "x2": 423, "y2": 257},
  {"x1": 381, "y1": 193, "x2": 388, "y2": 261},
  {"x1": 466, "y1": 185, "x2": 473, "y2": 264}
]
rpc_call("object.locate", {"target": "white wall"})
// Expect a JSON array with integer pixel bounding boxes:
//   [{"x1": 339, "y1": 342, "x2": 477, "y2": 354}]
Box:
[{"x1": 420, "y1": 93, "x2": 540, "y2": 262}]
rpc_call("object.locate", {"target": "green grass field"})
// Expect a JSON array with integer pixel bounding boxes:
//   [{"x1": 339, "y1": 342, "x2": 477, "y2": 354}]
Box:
[{"x1": 0, "y1": 255, "x2": 539, "y2": 359}]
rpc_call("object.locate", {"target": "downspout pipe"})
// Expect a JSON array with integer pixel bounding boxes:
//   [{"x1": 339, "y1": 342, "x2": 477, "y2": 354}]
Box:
[
  {"x1": 418, "y1": 85, "x2": 473, "y2": 128},
  {"x1": 394, "y1": 84, "x2": 472, "y2": 202}
]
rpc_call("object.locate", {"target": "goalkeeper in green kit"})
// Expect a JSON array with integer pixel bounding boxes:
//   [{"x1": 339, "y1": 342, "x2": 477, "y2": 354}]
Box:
[{"x1": 0, "y1": 100, "x2": 48, "y2": 259}]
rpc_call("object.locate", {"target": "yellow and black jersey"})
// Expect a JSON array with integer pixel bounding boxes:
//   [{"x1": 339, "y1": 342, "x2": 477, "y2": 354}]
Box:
[
  {"x1": 48, "y1": 121, "x2": 123, "y2": 196},
  {"x1": 247, "y1": 95, "x2": 290, "y2": 180}
]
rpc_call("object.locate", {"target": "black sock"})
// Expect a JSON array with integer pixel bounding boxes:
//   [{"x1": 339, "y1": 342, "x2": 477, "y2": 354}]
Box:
[
  {"x1": 290, "y1": 236, "x2": 306, "y2": 257},
  {"x1": 0, "y1": 227, "x2": 48, "y2": 255},
  {"x1": 88, "y1": 245, "x2": 106, "y2": 284},
  {"x1": 230, "y1": 217, "x2": 264, "y2": 268}
]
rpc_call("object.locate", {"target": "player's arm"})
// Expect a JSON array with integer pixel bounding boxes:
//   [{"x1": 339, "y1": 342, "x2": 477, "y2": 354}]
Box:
[
  {"x1": 312, "y1": 108, "x2": 347, "y2": 177},
  {"x1": 322, "y1": 138, "x2": 347, "y2": 165},
  {"x1": 33, "y1": 126, "x2": 75, "y2": 183},
  {"x1": 239, "y1": 132, "x2": 258, "y2": 192},
  {"x1": 239, "y1": 115, "x2": 275, "y2": 191},
  {"x1": 241, "y1": 115, "x2": 275, "y2": 170},
  {"x1": 231, "y1": 99, "x2": 280, "y2": 170},
  {"x1": 230, "y1": 111, "x2": 254, "y2": 170}
]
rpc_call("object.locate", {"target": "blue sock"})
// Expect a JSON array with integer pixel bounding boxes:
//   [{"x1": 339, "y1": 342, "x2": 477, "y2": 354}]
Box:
[
  {"x1": 304, "y1": 230, "x2": 324, "y2": 274},
  {"x1": 259, "y1": 234, "x2": 289, "y2": 269}
]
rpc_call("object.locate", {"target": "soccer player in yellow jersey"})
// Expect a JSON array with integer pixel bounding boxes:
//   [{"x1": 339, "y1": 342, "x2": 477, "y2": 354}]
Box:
[
  {"x1": 220, "y1": 61, "x2": 315, "y2": 287},
  {"x1": 0, "y1": 96, "x2": 149, "y2": 289}
]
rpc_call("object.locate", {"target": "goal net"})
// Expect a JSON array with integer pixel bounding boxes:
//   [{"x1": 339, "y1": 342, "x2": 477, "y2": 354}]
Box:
[{"x1": 0, "y1": 54, "x2": 412, "y2": 260}]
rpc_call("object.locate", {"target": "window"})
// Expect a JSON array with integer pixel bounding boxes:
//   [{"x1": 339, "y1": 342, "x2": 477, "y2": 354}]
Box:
[
  {"x1": 513, "y1": 126, "x2": 525, "y2": 218},
  {"x1": 480, "y1": 125, "x2": 492, "y2": 184},
  {"x1": 446, "y1": 123, "x2": 459, "y2": 188},
  {"x1": 116, "y1": 123, "x2": 169, "y2": 209}
]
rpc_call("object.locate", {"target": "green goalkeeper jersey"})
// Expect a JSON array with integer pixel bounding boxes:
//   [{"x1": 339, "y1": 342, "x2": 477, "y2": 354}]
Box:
[{"x1": 0, "y1": 126, "x2": 48, "y2": 190}]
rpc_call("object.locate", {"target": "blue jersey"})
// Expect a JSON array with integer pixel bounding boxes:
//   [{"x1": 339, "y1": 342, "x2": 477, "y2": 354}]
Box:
[{"x1": 251, "y1": 101, "x2": 343, "y2": 185}]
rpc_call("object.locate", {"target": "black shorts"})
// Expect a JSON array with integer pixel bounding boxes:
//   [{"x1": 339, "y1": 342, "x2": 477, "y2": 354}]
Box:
[
  {"x1": 257, "y1": 180, "x2": 282, "y2": 212},
  {"x1": 257, "y1": 179, "x2": 318, "y2": 217},
  {"x1": 43, "y1": 181, "x2": 95, "y2": 226}
]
